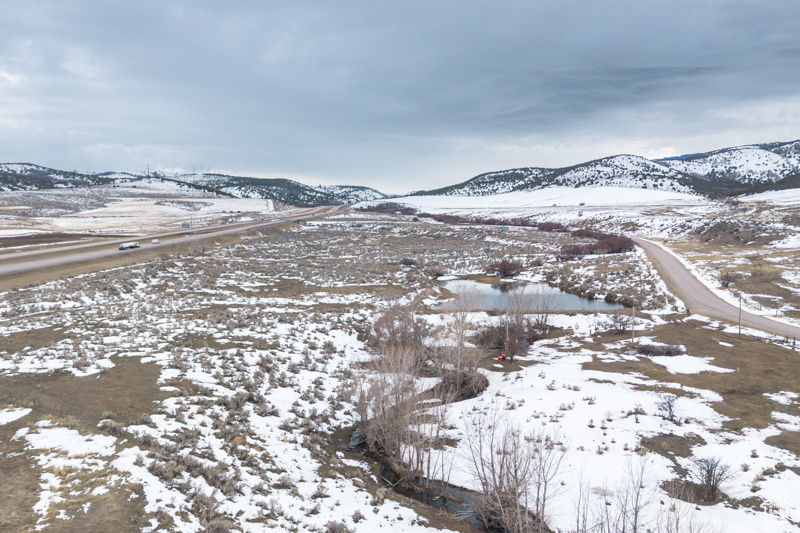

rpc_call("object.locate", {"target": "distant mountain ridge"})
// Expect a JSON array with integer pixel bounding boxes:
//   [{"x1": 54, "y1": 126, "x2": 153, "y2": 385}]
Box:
[
  {"x1": 2, "y1": 139, "x2": 799, "y2": 203},
  {"x1": 0, "y1": 164, "x2": 388, "y2": 205},
  {"x1": 414, "y1": 139, "x2": 800, "y2": 198}
]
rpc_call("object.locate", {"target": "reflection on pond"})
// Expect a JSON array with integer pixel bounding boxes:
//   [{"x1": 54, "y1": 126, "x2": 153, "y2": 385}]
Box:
[{"x1": 435, "y1": 279, "x2": 625, "y2": 311}]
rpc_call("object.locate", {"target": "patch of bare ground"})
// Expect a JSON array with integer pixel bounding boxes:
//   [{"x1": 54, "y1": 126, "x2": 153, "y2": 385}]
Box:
[
  {"x1": 0, "y1": 356, "x2": 170, "y2": 429},
  {"x1": 640, "y1": 433, "x2": 707, "y2": 473},
  {"x1": 0, "y1": 357, "x2": 170, "y2": 531},
  {"x1": 585, "y1": 320, "x2": 800, "y2": 442},
  {"x1": 0, "y1": 433, "x2": 40, "y2": 531},
  {"x1": 764, "y1": 431, "x2": 800, "y2": 456},
  {"x1": 0, "y1": 324, "x2": 71, "y2": 355}
]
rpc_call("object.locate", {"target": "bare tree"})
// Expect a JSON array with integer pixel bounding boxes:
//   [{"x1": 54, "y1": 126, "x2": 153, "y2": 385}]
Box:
[
  {"x1": 689, "y1": 457, "x2": 732, "y2": 502},
  {"x1": 406, "y1": 389, "x2": 457, "y2": 496},
  {"x1": 529, "y1": 284, "x2": 558, "y2": 334},
  {"x1": 657, "y1": 393, "x2": 677, "y2": 422},
  {"x1": 462, "y1": 408, "x2": 565, "y2": 533},
  {"x1": 357, "y1": 346, "x2": 422, "y2": 477},
  {"x1": 618, "y1": 455, "x2": 656, "y2": 533},
  {"x1": 572, "y1": 470, "x2": 592, "y2": 533},
  {"x1": 450, "y1": 286, "x2": 483, "y2": 349},
  {"x1": 369, "y1": 300, "x2": 430, "y2": 368},
  {"x1": 529, "y1": 428, "x2": 567, "y2": 532}
]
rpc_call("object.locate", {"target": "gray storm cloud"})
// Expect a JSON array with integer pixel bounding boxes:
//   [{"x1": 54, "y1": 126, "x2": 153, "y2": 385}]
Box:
[{"x1": 1, "y1": 1, "x2": 799, "y2": 193}]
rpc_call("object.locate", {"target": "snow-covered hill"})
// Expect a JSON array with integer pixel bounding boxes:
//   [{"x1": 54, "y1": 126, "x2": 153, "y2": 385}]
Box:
[
  {"x1": 314, "y1": 184, "x2": 388, "y2": 203},
  {"x1": 419, "y1": 139, "x2": 800, "y2": 197},
  {"x1": 0, "y1": 163, "x2": 112, "y2": 191},
  {"x1": 658, "y1": 140, "x2": 800, "y2": 183}
]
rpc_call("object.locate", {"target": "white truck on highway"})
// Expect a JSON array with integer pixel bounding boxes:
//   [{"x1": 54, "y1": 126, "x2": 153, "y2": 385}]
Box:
[{"x1": 119, "y1": 242, "x2": 140, "y2": 250}]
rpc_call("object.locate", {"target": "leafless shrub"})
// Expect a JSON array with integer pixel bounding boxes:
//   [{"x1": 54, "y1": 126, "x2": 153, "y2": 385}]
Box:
[
  {"x1": 719, "y1": 271, "x2": 737, "y2": 288},
  {"x1": 189, "y1": 491, "x2": 223, "y2": 527},
  {"x1": 434, "y1": 349, "x2": 488, "y2": 400},
  {"x1": 311, "y1": 484, "x2": 329, "y2": 499},
  {"x1": 489, "y1": 258, "x2": 524, "y2": 278},
  {"x1": 273, "y1": 474, "x2": 295, "y2": 490},
  {"x1": 148, "y1": 460, "x2": 182, "y2": 484},
  {"x1": 475, "y1": 286, "x2": 550, "y2": 358},
  {"x1": 256, "y1": 403, "x2": 280, "y2": 417},
  {"x1": 203, "y1": 518, "x2": 236, "y2": 533},
  {"x1": 475, "y1": 318, "x2": 536, "y2": 358},
  {"x1": 368, "y1": 301, "x2": 430, "y2": 367},
  {"x1": 324, "y1": 521, "x2": 354, "y2": 533},
  {"x1": 427, "y1": 263, "x2": 449, "y2": 277},
  {"x1": 611, "y1": 313, "x2": 628, "y2": 334},
  {"x1": 99, "y1": 419, "x2": 125, "y2": 436},
  {"x1": 134, "y1": 413, "x2": 156, "y2": 427},
  {"x1": 637, "y1": 344, "x2": 684, "y2": 357}
]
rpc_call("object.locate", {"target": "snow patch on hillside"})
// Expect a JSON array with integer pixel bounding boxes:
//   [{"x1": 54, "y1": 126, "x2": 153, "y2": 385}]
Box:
[{"x1": 365, "y1": 186, "x2": 705, "y2": 211}]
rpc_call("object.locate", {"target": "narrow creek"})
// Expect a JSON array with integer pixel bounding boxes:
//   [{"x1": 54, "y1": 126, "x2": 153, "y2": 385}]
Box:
[{"x1": 347, "y1": 427, "x2": 486, "y2": 530}]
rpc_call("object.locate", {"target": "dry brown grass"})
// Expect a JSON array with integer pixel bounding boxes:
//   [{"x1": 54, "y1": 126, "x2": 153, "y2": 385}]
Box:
[
  {"x1": 584, "y1": 320, "x2": 800, "y2": 447},
  {"x1": 0, "y1": 357, "x2": 168, "y2": 532}
]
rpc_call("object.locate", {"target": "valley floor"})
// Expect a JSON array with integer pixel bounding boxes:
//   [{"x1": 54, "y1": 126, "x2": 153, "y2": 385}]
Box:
[{"x1": 0, "y1": 197, "x2": 799, "y2": 532}]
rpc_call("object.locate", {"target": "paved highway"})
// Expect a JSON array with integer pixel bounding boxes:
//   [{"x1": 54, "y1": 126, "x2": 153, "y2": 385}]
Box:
[
  {"x1": 634, "y1": 237, "x2": 800, "y2": 339},
  {"x1": 0, "y1": 205, "x2": 345, "y2": 278}
]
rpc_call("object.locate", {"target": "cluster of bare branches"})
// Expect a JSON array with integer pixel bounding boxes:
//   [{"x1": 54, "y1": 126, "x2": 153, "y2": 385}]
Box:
[
  {"x1": 476, "y1": 284, "x2": 557, "y2": 358},
  {"x1": 463, "y1": 408, "x2": 566, "y2": 533},
  {"x1": 488, "y1": 258, "x2": 524, "y2": 278},
  {"x1": 368, "y1": 300, "x2": 431, "y2": 369},
  {"x1": 573, "y1": 456, "x2": 722, "y2": 533},
  {"x1": 354, "y1": 346, "x2": 457, "y2": 490}
]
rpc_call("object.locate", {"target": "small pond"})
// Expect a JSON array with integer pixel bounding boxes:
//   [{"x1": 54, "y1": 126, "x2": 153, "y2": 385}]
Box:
[{"x1": 435, "y1": 278, "x2": 625, "y2": 312}]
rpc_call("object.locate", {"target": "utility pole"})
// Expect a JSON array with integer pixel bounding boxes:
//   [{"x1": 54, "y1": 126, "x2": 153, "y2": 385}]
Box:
[{"x1": 738, "y1": 292, "x2": 742, "y2": 335}]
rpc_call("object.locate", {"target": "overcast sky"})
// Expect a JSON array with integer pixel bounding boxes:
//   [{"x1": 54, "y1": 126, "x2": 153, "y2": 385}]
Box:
[{"x1": 2, "y1": 1, "x2": 799, "y2": 193}]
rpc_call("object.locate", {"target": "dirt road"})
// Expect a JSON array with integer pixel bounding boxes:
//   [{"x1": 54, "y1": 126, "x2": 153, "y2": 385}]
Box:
[
  {"x1": 634, "y1": 238, "x2": 800, "y2": 339},
  {"x1": 0, "y1": 205, "x2": 345, "y2": 278}
]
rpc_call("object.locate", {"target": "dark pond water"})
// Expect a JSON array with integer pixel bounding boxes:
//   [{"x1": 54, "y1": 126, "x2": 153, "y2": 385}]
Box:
[{"x1": 435, "y1": 278, "x2": 624, "y2": 311}]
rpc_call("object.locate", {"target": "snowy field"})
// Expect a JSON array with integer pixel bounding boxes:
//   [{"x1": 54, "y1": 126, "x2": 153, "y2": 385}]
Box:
[
  {"x1": 1, "y1": 208, "x2": 799, "y2": 532},
  {"x1": 0, "y1": 195, "x2": 276, "y2": 238},
  {"x1": 0, "y1": 182, "x2": 279, "y2": 237},
  {"x1": 54, "y1": 197, "x2": 276, "y2": 233},
  {"x1": 360, "y1": 186, "x2": 800, "y2": 327},
  {"x1": 389, "y1": 186, "x2": 707, "y2": 209}
]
